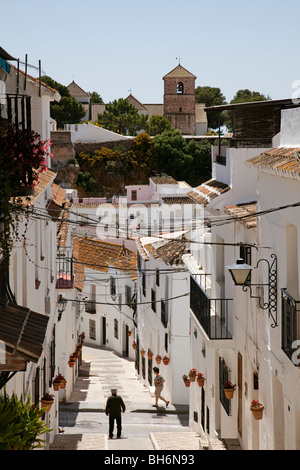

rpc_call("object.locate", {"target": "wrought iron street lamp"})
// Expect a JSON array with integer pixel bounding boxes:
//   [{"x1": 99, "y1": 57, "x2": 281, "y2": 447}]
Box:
[
  {"x1": 226, "y1": 254, "x2": 278, "y2": 328},
  {"x1": 57, "y1": 294, "x2": 67, "y2": 321}
]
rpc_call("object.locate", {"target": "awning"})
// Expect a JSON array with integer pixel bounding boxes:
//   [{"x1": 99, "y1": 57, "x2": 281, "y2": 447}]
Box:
[{"x1": 0, "y1": 299, "x2": 49, "y2": 370}]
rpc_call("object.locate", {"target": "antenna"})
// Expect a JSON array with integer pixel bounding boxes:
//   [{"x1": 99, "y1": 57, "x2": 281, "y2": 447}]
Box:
[{"x1": 176, "y1": 56, "x2": 182, "y2": 65}]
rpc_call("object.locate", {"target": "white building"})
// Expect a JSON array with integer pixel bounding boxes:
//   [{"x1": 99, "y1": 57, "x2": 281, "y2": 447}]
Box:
[
  {"x1": 135, "y1": 233, "x2": 191, "y2": 404},
  {"x1": 183, "y1": 100, "x2": 289, "y2": 448},
  {"x1": 72, "y1": 237, "x2": 137, "y2": 359}
]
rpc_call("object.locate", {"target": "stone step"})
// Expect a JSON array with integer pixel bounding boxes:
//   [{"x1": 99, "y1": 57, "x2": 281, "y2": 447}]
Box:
[{"x1": 49, "y1": 433, "x2": 108, "y2": 450}]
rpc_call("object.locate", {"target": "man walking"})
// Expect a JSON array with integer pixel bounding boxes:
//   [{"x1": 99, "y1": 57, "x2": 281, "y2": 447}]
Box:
[{"x1": 105, "y1": 388, "x2": 126, "y2": 438}]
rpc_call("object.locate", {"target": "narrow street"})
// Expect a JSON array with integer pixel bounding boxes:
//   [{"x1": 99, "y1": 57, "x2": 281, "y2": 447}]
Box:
[{"x1": 50, "y1": 345, "x2": 206, "y2": 451}]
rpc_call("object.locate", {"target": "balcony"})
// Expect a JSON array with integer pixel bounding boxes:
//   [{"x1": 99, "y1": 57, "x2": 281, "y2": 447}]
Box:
[
  {"x1": 56, "y1": 248, "x2": 73, "y2": 289},
  {"x1": 281, "y1": 289, "x2": 300, "y2": 364},
  {"x1": 190, "y1": 274, "x2": 233, "y2": 340},
  {"x1": 1, "y1": 94, "x2": 31, "y2": 132}
]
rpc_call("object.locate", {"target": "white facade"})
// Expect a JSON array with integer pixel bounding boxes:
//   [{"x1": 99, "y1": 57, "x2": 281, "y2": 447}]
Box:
[
  {"x1": 185, "y1": 106, "x2": 300, "y2": 449},
  {"x1": 135, "y1": 235, "x2": 191, "y2": 405}
]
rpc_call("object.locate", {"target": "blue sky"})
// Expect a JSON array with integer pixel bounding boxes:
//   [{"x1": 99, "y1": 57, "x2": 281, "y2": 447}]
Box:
[{"x1": 2, "y1": 0, "x2": 300, "y2": 104}]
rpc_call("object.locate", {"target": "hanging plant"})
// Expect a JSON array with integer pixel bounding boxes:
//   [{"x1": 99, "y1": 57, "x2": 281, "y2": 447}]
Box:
[
  {"x1": 189, "y1": 368, "x2": 197, "y2": 382},
  {"x1": 155, "y1": 354, "x2": 162, "y2": 364},
  {"x1": 40, "y1": 392, "x2": 55, "y2": 412},
  {"x1": 196, "y1": 373, "x2": 205, "y2": 387},
  {"x1": 182, "y1": 375, "x2": 191, "y2": 387},
  {"x1": 162, "y1": 355, "x2": 170, "y2": 365},
  {"x1": 223, "y1": 381, "x2": 236, "y2": 399},
  {"x1": 0, "y1": 121, "x2": 52, "y2": 265},
  {"x1": 250, "y1": 400, "x2": 264, "y2": 420}
]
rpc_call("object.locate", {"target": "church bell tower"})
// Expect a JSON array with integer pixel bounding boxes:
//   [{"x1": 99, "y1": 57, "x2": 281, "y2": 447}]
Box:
[{"x1": 163, "y1": 64, "x2": 197, "y2": 135}]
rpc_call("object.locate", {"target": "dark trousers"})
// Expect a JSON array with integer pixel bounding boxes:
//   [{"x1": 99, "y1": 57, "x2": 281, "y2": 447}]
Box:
[{"x1": 109, "y1": 415, "x2": 122, "y2": 437}]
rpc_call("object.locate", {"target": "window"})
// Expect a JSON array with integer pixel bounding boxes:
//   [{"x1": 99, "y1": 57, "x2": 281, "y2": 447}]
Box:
[
  {"x1": 125, "y1": 285, "x2": 132, "y2": 306},
  {"x1": 142, "y1": 272, "x2": 146, "y2": 297},
  {"x1": 156, "y1": 268, "x2": 160, "y2": 287},
  {"x1": 177, "y1": 82, "x2": 184, "y2": 94},
  {"x1": 89, "y1": 319, "x2": 96, "y2": 340},
  {"x1": 151, "y1": 289, "x2": 156, "y2": 312},
  {"x1": 114, "y1": 319, "x2": 119, "y2": 339},
  {"x1": 110, "y1": 277, "x2": 116, "y2": 296},
  {"x1": 131, "y1": 190, "x2": 137, "y2": 201}
]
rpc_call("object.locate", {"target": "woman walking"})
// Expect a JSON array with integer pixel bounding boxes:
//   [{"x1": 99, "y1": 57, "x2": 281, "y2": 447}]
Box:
[{"x1": 153, "y1": 367, "x2": 169, "y2": 407}]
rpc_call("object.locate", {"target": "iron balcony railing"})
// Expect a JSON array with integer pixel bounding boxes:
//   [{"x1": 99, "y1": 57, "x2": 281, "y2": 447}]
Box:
[
  {"x1": 56, "y1": 248, "x2": 74, "y2": 289},
  {"x1": 190, "y1": 274, "x2": 233, "y2": 340},
  {"x1": 0, "y1": 93, "x2": 31, "y2": 132},
  {"x1": 281, "y1": 288, "x2": 300, "y2": 365}
]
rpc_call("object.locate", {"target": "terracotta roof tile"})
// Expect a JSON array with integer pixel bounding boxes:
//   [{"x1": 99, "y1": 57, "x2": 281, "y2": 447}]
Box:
[
  {"x1": 187, "y1": 179, "x2": 230, "y2": 205},
  {"x1": 224, "y1": 201, "x2": 257, "y2": 228},
  {"x1": 73, "y1": 238, "x2": 137, "y2": 289},
  {"x1": 246, "y1": 147, "x2": 300, "y2": 178},
  {"x1": 146, "y1": 236, "x2": 189, "y2": 265}
]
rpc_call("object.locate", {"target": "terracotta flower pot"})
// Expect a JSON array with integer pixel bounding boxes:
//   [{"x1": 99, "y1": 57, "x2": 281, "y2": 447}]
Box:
[
  {"x1": 53, "y1": 381, "x2": 61, "y2": 391},
  {"x1": 141, "y1": 349, "x2": 145, "y2": 357},
  {"x1": 250, "y1": 404, "x2": 264, "y2": 420},
  {"x1": 224, "y1": 388, "x2": 235, "y2": 399},
  {"x1": 155, "y1": 356, "x2": 161, "y2": 364},
  {"x1": 184, "y1": 379, "x2": 191, "y2": 387},
  {"x1": 197, "y1": 378, "x2": 205, "y2": 387},
  {"x1": 189, "y1": 374, "x2": 196, "y2": 382},
  {"x1": 41, "y1": 399, "x2": 54, "y2": 412}
]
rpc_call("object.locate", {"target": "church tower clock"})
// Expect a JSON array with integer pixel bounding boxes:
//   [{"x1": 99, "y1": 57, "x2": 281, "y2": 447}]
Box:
[{"x1": 163, "y1": 64, "x2": 197, "y2": 135}]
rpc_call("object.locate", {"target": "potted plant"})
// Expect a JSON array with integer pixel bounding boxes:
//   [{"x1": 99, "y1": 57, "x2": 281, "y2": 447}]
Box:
[
  {"x1": 141, "y1": 348, "x2": 145, "y2": 357},
  {"x1": 41, "y1": 393, "x2": 54, "y2": 412},
  {"x1": 147, "y1": 350, "x2": 153, "y2": 359},
  {"x1": 56, "y1": 373, "x2": 67, "y2": 389},
  {"x1": 132, "y1": 340, "x2": 137, "y2": 350},
  {"x1": 189, "y1": 368, "x2": 197, "y2": 382},
  {"x1": 155, "y1": 354, "x2": 162, "y2": 364},
  {"x1": 196, "y1": 372, "x2": 205, "y2": 387},
  {"x1": 162, "y1": 355, "x2": 170, "y2": 365},
  {"x1": 52, "y1": 376, "x2": 62, "y2": 391},
  {"x1": 128, "y1": 330, "x2": 132, "y2": 336},
  {"x1": 223, "y1": 381, "x2": 236, "y2": 399},
  {"x1": 68, "y1": 353, "x2": 77, "y2": 367},
  {"x1": 182, "y1": 374, "x2": 191, "y2": 387},
  {"x1": 250, "y1": 400, "x2": 264, "y2": 420},
  {"x1": 80, "y1": 332, "x2": 85, "y2": 343}
]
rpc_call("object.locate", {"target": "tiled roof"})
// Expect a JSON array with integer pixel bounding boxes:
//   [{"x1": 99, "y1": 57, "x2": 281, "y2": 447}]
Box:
[
  {"x1": 73, "y1": 238, "x2": 137, "y2": 290},
  {"x1": 246, "y1": 147, "x2": 300, "y2": 179},
  {"x1": 0, "y1": 299, "x2": 49, "y2": 364},
  {"x1": 163, "y1": 65, "x2": 197, "y2": 80},
  {"x1": 150, "y1": 175, "x2": 177, "y2": 185},
  {"x1": 187, "y1": 179, "x2": 230, "y2": 205},
  {"x1": 51, "y1": 183, "x2": 66, "y2": 207},
  {"x1": 161, "y1": 196, "x2": 194, "y2": 204},
  {"x1": 16, "y1": 169, "x2": 56, "y2": 205},
  {"x1": 57, "y1": 199, "x2": 71, "y2": 249},
  {"x1": 224, "y1": 201, "x2": 257, "y2": 229},
  {"x1": 146, "y1": 237, "x2": 189, "y2": 266}
]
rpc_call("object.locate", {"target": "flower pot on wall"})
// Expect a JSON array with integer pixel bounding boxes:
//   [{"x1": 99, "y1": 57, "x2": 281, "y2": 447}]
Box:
[
  {"x1": 189, "y1": 369, "x2": 197, "y2": 382},
  {"x1": 155, "y1": 355, "x2": 161, "y2": 364},
  {"x1": 196, "y1": 374, "x2": 205, "y2": 387},
  {"x1": 41, "y1": 394, "x2": 54, "y2": 412},
  {"x1": 141, "y1": 349, "x2": 145, "y2": 357},
  {"x1": 182, "y1": 375, "x2": 190, "y2": 387},
  {"x1": 162, "y1": 356, "x2": 169, "y2": 365},
  {"x1": 250, "y1": 401, "x2": 264, "y2": 420},
  {"x1": 223, "y1": 381, "x2": 236, "y2": 399}
]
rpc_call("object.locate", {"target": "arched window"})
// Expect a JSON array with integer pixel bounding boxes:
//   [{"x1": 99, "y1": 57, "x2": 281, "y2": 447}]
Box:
[{"x1": 177, "y1": 82, "x2": 184, "y2": 94}]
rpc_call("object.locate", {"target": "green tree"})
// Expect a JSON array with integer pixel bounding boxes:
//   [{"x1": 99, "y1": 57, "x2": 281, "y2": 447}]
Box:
[
  {"x1": 153, "y1": 130, "x2": 211, "y2": 184},
  {"x1": 41, "y1": 75, "x2": 86, "y2": 128},
  {"x1": 88, "y1": 91, "x2": 104, "y2": 103},
  {"x1": 195, "y1": 86, "x2": 227, "y2": 129},
  {"x1": 98, "y1": 98, "x2": 148, "y2": 135},
  {"x1": 145, "y1": 115, "x2": 173, "y2": 136}
]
